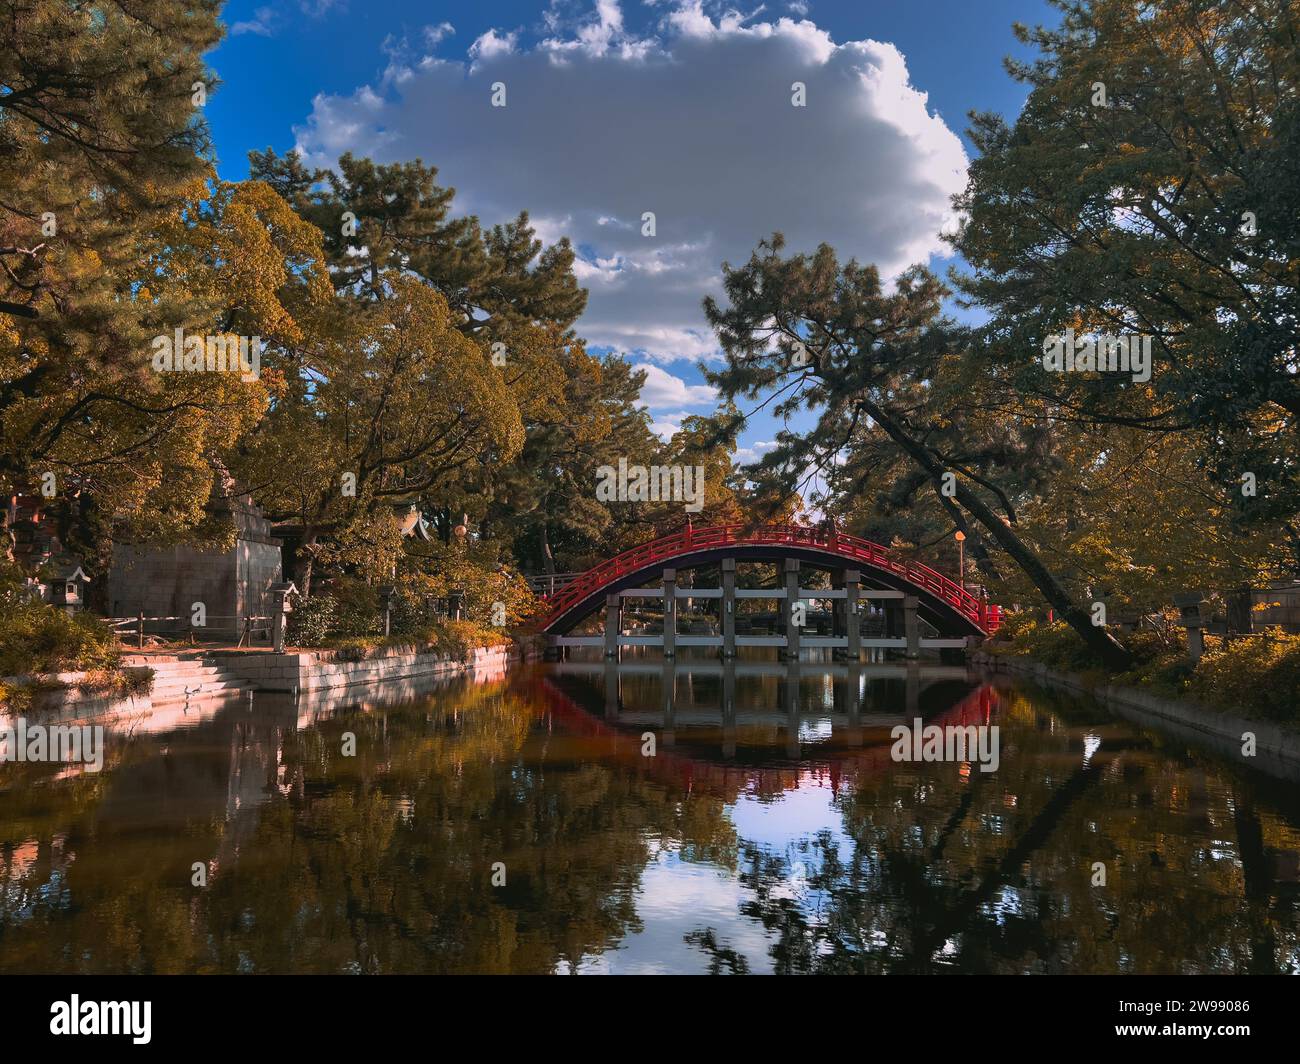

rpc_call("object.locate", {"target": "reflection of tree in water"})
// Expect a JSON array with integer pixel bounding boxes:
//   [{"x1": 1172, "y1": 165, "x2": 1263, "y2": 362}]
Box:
[
  {"x1": 0, "y1": 679, "x2": 740, "y2": 973},
  {"x1": 684, "y1": 927, "x2": 750, "y2": 975},
  {"x1": 224, "y1": 683, "x2": 740, "y2": 974},
  {"x1": 686, "y1": 685, "x2": 1300, "y2": 974},
  {"x1": 3, "y1": 675, "x2": 1299, "y2": 973}
]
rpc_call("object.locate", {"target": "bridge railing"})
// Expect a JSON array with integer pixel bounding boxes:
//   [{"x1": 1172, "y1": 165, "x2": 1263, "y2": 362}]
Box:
[
  {"x1": 523, "y1": 573, "x2": 582, "y2": 596},
  {"x1": 536, "y1": 524, "x2": 1000, "y2": 634}
]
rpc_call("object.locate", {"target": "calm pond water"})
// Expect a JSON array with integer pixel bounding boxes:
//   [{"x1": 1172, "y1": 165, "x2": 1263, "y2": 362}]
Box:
[{"x1": 1, "y1": 655, "x2": 1298, "y2": 974}]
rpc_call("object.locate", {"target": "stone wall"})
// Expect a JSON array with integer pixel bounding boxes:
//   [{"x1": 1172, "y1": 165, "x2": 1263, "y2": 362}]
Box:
[
  {"x1": 213, "y1": 644, "x2": 513, "y2": 692},
  {"x1": 106, "y1": 494, "x2": 282, "y2": 629},
  {"x1": 974, "y1": 651, "x2": 1300, "y2": 782}
]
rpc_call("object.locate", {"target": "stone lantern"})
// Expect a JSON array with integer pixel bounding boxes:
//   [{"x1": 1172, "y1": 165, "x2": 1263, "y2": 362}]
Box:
[
  {"x1": 379, "y1": 584, "x2": 397, "y2": 637},
  {"x1": 1172, "y1": 591, "x2": 1210, "y2": 662},
  {"x1": 269, "y1": 581, "x2": 298, "y2": 653}
]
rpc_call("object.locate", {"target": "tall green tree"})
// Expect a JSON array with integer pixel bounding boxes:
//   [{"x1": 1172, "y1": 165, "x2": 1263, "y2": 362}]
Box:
[
  {"x1": 247, "y1": 149, "x2": 588, "y2": 333},
  {"x1": 951, "y1": 0, "x2": 1300, "y2": 561},
  {"x1": 486, "y1": 353, "x2": 661, "y2": 574},
  {"x1": 703, "y1": 235, "x2": 1134, "y2": 668},
  {"x1": 0, "y1": 0, "x2": 223, "y2": 496},
  {"x1": 233, "y1": 277, "x2": 524, "y2": 592}
]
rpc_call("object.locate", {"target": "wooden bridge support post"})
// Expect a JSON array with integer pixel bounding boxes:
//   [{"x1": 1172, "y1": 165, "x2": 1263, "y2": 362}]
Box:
[
  {"x1": 847, "y1": 663, "x2": 863, "y2": 746},
  {"x1": 783, "y1": 558, "x2": 801, "y2": 661},
  {"x1": 784, "y1": 659, "x2": 802, "y2": 758},
  {"x1": 834, "y1": 662, "x2": 864, "y2": 747},
  {"x1": 833, "y1": 568, "x2": 862, "y2": 661},
  {"x1": 604, "y1": 593, "x2": 622, "y2": 660},
  {"x1": 662, "y1": 568, "x2": 677, "y2": 658},
  {"x1": 904, "y1": 595, "x2": 921, "y2": 659},
  {"x1": 721, "y1": 557, "x2": 737, "y2": 659}
]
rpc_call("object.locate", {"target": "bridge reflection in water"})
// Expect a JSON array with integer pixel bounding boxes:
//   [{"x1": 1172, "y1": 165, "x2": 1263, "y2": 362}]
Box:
[{"x1": 543, "y1": 657, "x2": 995, "y2": 767}]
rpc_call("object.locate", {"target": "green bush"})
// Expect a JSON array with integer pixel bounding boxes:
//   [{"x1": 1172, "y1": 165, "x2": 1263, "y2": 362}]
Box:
[
  {"x1": 989, "y1": 615, "x2": 1110, "y2": 674},
  {"x1": 330, "y1": 580, "x2": 383, "y2": 637},
  {"x1": 286, "y1": 594, "x2": 336, "y2": 646},
  {"x1": 1189, "y1": 630, "x2": 1300, "y2": 721},
  {"x1": 991, "y1": 612, "x2": 1300, "y2": 721},
  {"x1": 320, "y1": 620, "x2": 509, "y2": 660},
  {"x1": 324, "y1": 635, "x2": 387, "y2": 661},
  {"x1": 427, "y1": 619, "x2": 508, "y2": 657},
  {"x1": 286, "y1": 576, "x2": 516, "y2": 652},
  {"x1": 0, "y1": 603, "x2": 122, "y2": 677},
  {"x1": 287, "y1": 580, "x2": 389, "y2": 646}
]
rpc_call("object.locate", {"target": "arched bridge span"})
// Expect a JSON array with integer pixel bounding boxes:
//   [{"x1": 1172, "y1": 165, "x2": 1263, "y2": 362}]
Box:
[{"x1": 534, "y1": 524, "x2": 1001, "y2": 658}]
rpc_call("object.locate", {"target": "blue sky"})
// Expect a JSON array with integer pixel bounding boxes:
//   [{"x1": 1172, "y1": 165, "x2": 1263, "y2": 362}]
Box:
[{"x1": 205, "y1": 0, "x2": 1054, "y2": 476}]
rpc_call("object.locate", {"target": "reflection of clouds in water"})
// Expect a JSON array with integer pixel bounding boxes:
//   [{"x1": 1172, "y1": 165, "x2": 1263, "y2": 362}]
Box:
[
  {"x1": 729, "y1": 777, "x2": 852, "y2": 862},
  {"x1": 564, "y1": 850, "x2": 776, "y2": 975},
  {"x1": 770, "y1": 859, "x2": 809, "y2": 905},
  {"x1": 564, "y1": 782, "x2": 855, "y2": 975}
]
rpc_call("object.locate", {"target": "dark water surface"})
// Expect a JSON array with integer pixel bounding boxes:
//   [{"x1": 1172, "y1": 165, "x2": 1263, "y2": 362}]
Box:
[{"x1": 2, "y1": 656, "x2": 1298, "y2": 974}]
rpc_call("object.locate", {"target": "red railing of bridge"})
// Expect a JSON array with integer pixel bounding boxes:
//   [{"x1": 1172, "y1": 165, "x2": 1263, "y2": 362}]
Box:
[{"x1": 535, "y1": 523, "x2": 1002, "y2": 635}]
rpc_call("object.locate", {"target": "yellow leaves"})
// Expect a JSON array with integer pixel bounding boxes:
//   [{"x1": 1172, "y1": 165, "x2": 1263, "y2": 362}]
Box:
[
  {"x1": 147, "y1": 179, "x2": 331, "y2": 347},
  {"x1": 492, "y1": 323, "x2": 568, "y2": 417},
  {"x1": 1001, "y1": 416, "x2": 1285, "y2": 608},
  {"x1": 63, "y1": 246, "x2": 103, "y2": 276},
  {"x1": 323, "y1": 510, "x2": 407, "y2": 581},
  {"x1": 366, "y1": 276, "x2": 526, "y2": 466},
  {"x1": 0, "y1": 315, "x2": 19, "y2": 353}
]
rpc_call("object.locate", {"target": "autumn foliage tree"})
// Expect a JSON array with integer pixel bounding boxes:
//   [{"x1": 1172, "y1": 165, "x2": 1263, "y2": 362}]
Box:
[
  {"x1": 703, "y1": 235, "x2": 1136, "y2": 668},
  {"x1": 951, "y1": 0, "x2": 1300, "y2": 561}
]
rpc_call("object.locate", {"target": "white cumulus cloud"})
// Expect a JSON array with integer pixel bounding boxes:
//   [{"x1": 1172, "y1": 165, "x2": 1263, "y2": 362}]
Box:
[
  {"x1": 634, "y1": 363, "x2": 717, "y2": 408},
  {"x1": 293, "y1": 1, "x2": 968, "y2": 366}
]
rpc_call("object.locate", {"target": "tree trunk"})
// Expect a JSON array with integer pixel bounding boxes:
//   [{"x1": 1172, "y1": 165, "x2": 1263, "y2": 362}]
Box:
[
  {"x1": 540, "y1": 521, "x2": 556, "y2": 576},
  {"x1": 293, "y1": 530, "x2": 317, "y2": 597},
  {"x1": 858, "y1": 397, "x2": 1134, "y2": 671}
]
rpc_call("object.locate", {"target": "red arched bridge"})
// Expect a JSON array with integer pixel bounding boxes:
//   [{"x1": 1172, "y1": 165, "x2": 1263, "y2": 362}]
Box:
[{"x1": 533, "y1": 523, "x2": 1001, "y2": 660}]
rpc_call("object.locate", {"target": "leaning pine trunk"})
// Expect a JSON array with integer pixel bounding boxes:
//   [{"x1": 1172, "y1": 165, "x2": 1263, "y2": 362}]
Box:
[
  {"x1": 540, "y1": 521, "x2": 556, "y2": 576},
  {"x1": 859, "y1": 397, "x2": 1134, "y2": 671}
]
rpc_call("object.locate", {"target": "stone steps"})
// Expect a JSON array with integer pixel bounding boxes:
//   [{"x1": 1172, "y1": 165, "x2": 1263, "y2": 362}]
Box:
[{"x1": 125, "y1": 656, "x2": 253, "y2": 702}]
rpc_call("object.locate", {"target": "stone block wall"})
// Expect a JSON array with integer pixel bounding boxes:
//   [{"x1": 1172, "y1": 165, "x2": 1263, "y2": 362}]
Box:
[
  {"x1": 106, "y1": 494, "x2": 282, "y2": 629},
  {"x1": 214, "y1": 644, "x2": 512, "y2": 692}
]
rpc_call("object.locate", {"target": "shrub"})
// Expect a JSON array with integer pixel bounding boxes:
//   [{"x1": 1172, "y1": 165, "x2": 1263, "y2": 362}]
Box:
[
  {"x1": 325, "y1": 635, "x2": 387, "y2": 661},
  {"x1": 1189, "y1": 629, "x2": 1300, "y2": 721},
  {"x1": 388, "y1": 588, "x2": 443, "y2": 636},
  {"x1": 0, "y1": 603, "x2": 122, "y2": 677},
  {"x1": 317, "y1": 619, "x2": 509, "y2": 660},
  {"x1": 330, "y1": 579, "x2": 383, "y2": 637},
  {"x1": 988, "y1": 615, "x2": 1108, "y2": 674},
  {"x1": 991, "y1": 612, "x2": 1300, "y2": 721},
  {"x1": 286, "y1": 594, "x2": 337, "y2": 647},
  {"x1": 427, "y1": 619, "x2": 508, "y2": 658}
]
